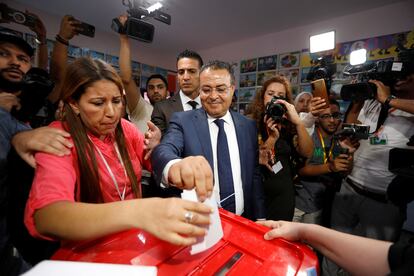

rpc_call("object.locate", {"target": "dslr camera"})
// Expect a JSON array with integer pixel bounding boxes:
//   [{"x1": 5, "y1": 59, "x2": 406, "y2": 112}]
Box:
[
  {"x1": 340, "y1": 47, "x2": 414, "y2": 101},
  {"x1": 0, "y1": 3, "x2": 37, "y2": 28},
  {"x1": 265, "y1": 96, "x2": 287, "y2": 123},
  {"x1": 335, "y1": 123, "x2": 370, "y2": 140}
]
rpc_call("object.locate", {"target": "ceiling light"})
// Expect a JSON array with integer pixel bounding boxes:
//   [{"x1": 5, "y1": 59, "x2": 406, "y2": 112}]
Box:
[{"x1": 310, "y1": 31, "x2": 335, "y2": 53}]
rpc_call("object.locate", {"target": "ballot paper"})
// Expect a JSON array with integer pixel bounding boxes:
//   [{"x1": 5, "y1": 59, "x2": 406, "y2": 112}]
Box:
[{"x1": 181, "y1": 189, "x2": 223, "y2": 255}]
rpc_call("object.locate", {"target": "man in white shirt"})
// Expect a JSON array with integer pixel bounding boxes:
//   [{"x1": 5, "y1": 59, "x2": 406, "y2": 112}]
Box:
[{"x1": 151, "y1": 50, "x2": 203, "y2": 135}]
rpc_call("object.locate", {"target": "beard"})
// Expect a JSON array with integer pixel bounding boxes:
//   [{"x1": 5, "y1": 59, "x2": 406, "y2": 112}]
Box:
[{"x1": 0, "y1": 69, "x2": 25, "y2": 93}]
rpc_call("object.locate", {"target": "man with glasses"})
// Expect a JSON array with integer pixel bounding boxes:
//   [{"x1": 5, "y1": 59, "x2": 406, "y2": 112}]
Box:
[
  {"x1": 294, "y1": 99, "x2": 352, "y2": 225},
  {"x1": 151, "y1": 60, "x2": 265, "y2": 220}
]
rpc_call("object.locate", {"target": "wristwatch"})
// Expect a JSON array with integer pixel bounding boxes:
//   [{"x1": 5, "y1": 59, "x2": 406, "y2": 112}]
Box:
[{"x1": 383, "y1": 95, "x2": 396, "y2": 108}]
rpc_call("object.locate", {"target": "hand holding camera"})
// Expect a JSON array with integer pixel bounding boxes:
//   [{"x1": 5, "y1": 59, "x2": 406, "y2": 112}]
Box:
[
  {"x1": 58, "y1": 15, "x2": 81, "y2": 41},
  {"x1": 328, "y1": 153, "x2": 352, "y2": 173}
]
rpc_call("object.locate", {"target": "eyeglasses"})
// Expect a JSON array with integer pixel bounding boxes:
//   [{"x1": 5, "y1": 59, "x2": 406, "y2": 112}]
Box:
[
  {"x1": 319, "y1": 113, "x2": 343, "y2": 120},
  {"x1": 200, "y1": 85, "x2": 231, "y2": 95}
]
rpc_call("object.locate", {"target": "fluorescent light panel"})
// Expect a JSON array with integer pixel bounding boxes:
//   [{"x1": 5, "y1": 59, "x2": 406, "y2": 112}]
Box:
[
  {"x1": 350, "y1": 49, "x2": 367, "y2": 65},
  {"x1": 147, "y1": 2, "x2": 163, "y2": 13},
  {"x1": 310, "y1": 31, "x2": 335, "y2": 53}
]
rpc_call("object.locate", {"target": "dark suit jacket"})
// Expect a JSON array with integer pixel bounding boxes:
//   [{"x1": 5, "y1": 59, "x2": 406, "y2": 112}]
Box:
[
  {"x1": 151, "y1": 108, "x2": 266, "y2": 220},
  {"x1": 151, "y1": 93, "x2": 183, "y2": 135}
]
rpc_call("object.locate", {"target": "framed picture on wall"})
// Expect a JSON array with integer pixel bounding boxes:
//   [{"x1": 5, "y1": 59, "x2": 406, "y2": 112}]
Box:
[
  {"x1": 238, "y1": 88, "x2": 257, "y2": 102},
  {"x1": 89, "y1": 50, "x2": 105, "y2": 60},
  {"x1": 68, "y1": 45, "x2": 82, "y2": 58},
  {"x1": 277, "y1": 68, "x2": 300, "y2": 85},
  {"x1": 257, "y1": 71, "x2": 276, "y2": 86},
  {"x1": 278, "y1": 51, "x2": 300, "y2": 69},
  {"x1": 105, "y1": 54, "x2": 119, "y2": 67},
  {"x1": 240, "y1": 58, "x2": 257, "y2": 73},
  {"x1": 258, "y1": 55, "x2": 277, "y2": 71},
  {"x1": 239, "y1": 72, "x2": 256, "y2": 88},
  {"x1": 300, "y1": 67, "x2": 311, "y2": 83}
]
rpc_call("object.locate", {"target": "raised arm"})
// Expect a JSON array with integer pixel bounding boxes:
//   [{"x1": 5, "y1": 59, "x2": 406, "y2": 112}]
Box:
[
  {"x1": 258, "y1": 220, "x2": 391, "y2": 276},
  {"x1": 26, "y1": 11, "x2": 48, "y2": 70},
  {"x1": 118, "y1": 15, "x2": 141, "y2": 113}
]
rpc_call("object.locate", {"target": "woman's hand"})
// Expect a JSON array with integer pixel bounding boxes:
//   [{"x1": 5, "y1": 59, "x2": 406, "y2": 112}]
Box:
[
  {"x1": 264, "y1": 115, "x2": 280, "y2": 140},
  {"x1": 139, "y1": 197, "x2": 212, "y2": 246},
  {"x1": 276, "y1": 99, "x2": 302, "y2": 125}
]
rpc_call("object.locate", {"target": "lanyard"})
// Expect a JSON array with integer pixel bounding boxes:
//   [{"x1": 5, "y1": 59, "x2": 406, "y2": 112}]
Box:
[
  {"x1": 317, "y1": 129, "x2": 334, "y2": 164},
  {"x1": 90, "y1": 137, "x2": 128, "y2": 201}
]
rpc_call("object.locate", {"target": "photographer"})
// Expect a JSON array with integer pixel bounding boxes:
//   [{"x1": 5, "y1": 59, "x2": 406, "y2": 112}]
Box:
[
  {"x1": 324, "y1": 55, "x2": 414, "y2": 274},
  {"x1": 294, "y1": 99, "x2": 354, "y2": 226},
  {"x1": 250, "y1": 76, "x2": 313, "y2": 221}
]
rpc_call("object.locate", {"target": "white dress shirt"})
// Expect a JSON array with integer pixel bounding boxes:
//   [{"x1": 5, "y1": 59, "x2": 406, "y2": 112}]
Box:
[
  {"x1": 162, "y1": 111, "x2": 244, "y2": 215},
  {"x1": 207, "y1": 111, "x2": 244, "y2": 215},
  {"x1": 179, "y1": 90, "x2": 201, "y2": 111}
]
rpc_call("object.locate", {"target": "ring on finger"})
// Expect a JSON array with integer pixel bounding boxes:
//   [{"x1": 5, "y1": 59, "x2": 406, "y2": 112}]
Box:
[{"x1": 184, "y1": 211, "x2": 194, "y2": 223}]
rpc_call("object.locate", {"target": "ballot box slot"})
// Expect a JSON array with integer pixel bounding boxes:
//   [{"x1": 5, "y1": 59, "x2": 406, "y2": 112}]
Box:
[{"x1": 214, "y1": 251, "x2": 243, "y2": 276}]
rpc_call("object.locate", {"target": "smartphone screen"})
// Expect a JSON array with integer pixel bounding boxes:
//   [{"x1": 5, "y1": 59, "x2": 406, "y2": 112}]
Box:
[{"x1": 311, "y1": 79, "x2": 330, "y2": 108}]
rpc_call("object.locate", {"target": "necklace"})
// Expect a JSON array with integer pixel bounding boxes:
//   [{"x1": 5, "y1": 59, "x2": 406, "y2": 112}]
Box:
[{"x1": 89, "y1": 136, "x2": 128, "y2": 201}]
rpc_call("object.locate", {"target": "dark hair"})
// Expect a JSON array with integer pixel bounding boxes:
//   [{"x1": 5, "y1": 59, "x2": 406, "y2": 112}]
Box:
[
  {"x1": 250, "y1": 75, "x2": 293, "y2": 127},
  {"x1": 146, "y1": 74, "x2": 168, "y2": 91},
  {"x1": 200, "y1": 60, "x2": 235, "y2": 85},
  {"x1": 60, "y1": 57, "x2": 141, "y2": 203},
  {"x1": 329, "y1": 98, "x2": 340, "y2": 108},
  {"x1": 176, "y1": 49, "x2": 203, "y2": 68}
]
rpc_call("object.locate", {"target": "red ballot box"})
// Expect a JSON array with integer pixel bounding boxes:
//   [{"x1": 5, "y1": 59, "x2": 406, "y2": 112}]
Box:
[{"x1": 52, "y1": 209, "x2": 319, "y2": 275}]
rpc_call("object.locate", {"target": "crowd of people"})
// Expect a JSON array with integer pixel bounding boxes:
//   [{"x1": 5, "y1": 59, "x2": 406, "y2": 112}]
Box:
[{"x1": 1, "y1": 10, "x2": 414, "y2": 276}]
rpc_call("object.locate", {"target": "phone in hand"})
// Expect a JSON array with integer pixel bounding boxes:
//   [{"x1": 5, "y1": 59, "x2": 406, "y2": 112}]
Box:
[
  {"x1": 311, "y1": 78, "x2": 330, "y2": 109},
  {"x1": 69, "y1": 16, "x2": 95, "y2": 38},
  {"x1": 0, "y1": 3, "x2": 37, "y2": 28}
]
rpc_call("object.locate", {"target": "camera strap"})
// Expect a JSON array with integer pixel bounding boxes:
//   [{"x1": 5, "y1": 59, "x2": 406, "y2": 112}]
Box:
[{"x1": 373, "y1": 104, "x2": 390, "y2": 134}]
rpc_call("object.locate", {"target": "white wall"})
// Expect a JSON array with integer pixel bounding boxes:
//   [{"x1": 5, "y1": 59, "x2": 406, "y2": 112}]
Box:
[
  {"x1": 199, "y1": 0, "x2": 414, "y2": 63},
  {"x1": 3, "y1": 0, "x2": 176, "y2": 70}
]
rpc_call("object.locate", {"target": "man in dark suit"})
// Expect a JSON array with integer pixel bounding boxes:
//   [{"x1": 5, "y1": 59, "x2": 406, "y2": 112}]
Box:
[
  {"x1": 151, "y1": 61, "x2": 265, "y2": 220},
  {"x1": 151, "y1": 50, "x2": 203, "y2": 135}
]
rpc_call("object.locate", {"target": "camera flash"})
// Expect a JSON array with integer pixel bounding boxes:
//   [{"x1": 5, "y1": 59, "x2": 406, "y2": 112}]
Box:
[
  {"x1": 350, "y1": 49, "x2": 367, "y2": 65},
  {"x1": 310, "y1": 31, "x2": 335, "y2": 53}
]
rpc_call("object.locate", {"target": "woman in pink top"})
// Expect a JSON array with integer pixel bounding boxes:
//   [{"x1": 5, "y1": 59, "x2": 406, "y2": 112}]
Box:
[{"x1": 25, "y1": 57, "x2": 212, "y2": 246}]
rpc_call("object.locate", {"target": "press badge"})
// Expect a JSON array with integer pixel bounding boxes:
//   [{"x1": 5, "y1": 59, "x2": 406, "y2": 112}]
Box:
[
  {"x1": 272, "y1": 161, "x2": 283, "y2": 174},
  {"x1": 369, "y1": 132, "x2": 387, "y2": 145}
]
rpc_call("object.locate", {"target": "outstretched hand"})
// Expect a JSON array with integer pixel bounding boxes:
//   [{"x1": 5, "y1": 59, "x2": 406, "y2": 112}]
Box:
[
  {"x1": 256, "y1": 220, "x2": 304, "y2": 241},
  {"x1": 143, "y1": 121, "x2": 161, "y2": 160}
]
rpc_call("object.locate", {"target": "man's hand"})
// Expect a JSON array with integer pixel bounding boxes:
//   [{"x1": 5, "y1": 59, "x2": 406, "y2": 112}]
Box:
[
  {"x1": 143, "y1": 121, "x2": 161, "y2": 160},
  {"x1": 328, "y1": 154, "x2": 352, "y2": 173},
  {"x1": 369, "y1": 79, "x2": 391, "y2": 104},
  {"x1": 168, "y1": 156, "x2": 213, "y2": 202},
  {"x1": 58, "y1": 15, "x2": 81, "y2": 41},
  {"x1": 0, "y1": 93, "x2": 20, "y2": 112},
  {"x1": 11, "y1": 127, "x2": 72, "y2": 168},
  {"x1": 309, "y1": 97, "x2": 327, "y2": 117}
]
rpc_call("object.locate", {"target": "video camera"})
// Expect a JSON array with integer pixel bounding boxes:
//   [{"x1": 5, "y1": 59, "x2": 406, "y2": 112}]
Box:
[
  {"x1": 0, "y1": 3, "x2": 37, "y2": 28},
  {"x1": 340, "y1": 47, "x2": 414, "y2": 101},
  {"x1": 306, "y1": 55, "x2": 336, "y2": 90},
  {"x1": 334, "y1": 123, "x2": 370, "y2": 140},
  {"x1": 265, "y1": 96, "x2": 287, "y2": 123},
  {"x1": 112, "y1": 0, "x2": 171, "y2": 43}
]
